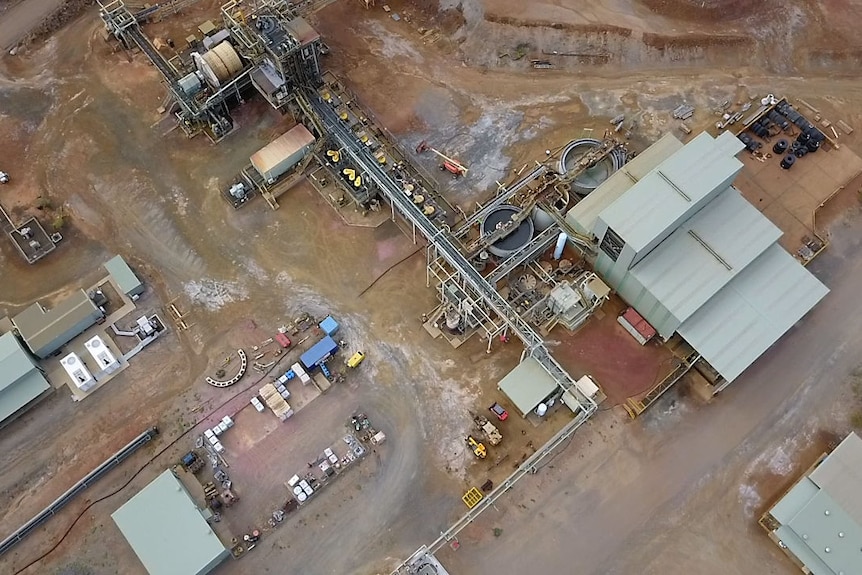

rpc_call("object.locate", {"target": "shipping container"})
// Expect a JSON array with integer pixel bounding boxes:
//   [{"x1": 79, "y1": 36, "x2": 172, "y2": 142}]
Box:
[
  {"x1": 275, "y1": 332, "x2": 291, "y2": 348},
  {"x1": 250, "y1": 124, "x2": 316, "y2": 183},
  {"x1": 300, "y1": 335, "x2": 339, "y2": 370}
]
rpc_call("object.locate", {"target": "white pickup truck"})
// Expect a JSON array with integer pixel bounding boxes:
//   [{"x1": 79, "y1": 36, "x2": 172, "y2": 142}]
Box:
[{"x1": 0, "y1": 171, "x2": 9, "y2": 184}]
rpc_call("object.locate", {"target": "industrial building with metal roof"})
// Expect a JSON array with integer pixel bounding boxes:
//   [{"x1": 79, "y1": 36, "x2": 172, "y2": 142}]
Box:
[
  {"x1": 762, "y1": 432, "x2": 862, "y2": 575},
  {"x1": 12, "y1": 289, "x2": 103, "y2": 359},
  {"x1": 112, "y1": 469, "x2": 230, "y2": 575},
  {"x1": 0, "y1": 332, "x2": 51, "y2": 426},
  {"x1": 104, "y1": 254, "x2": 144, "y2": 297},
  {"x1": 566, "y1": 131, "x2": 828, "y2": 389},
  {"x1": 497, "y1": 357, "x2": 558, "y2": 418}
]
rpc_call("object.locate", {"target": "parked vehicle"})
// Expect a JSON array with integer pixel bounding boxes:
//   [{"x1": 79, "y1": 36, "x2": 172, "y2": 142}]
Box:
[
  {"x1": 346, "y1": 351, "x2": 365, "y2": 368},
  {"x1": 466, "y1": 435, "x2": 487, "y2": 459},
  {"x1": 473, "y1": 415, "x2": 502, "y2": 446},
  {"x1": 489, "y1": 402, "x2": 509, "y2": 421},
  {"x1": 0, "y1": 171, "x2": 8, "y2": 184}
]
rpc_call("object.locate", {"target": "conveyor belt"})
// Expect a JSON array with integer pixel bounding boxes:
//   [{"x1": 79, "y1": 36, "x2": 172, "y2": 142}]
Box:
[{"x1": 306, "y1": 91, "x2": 596, "y2": 410}]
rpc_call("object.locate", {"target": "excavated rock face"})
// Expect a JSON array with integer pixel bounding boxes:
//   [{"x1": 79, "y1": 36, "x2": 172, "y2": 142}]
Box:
[{"x1": 639, "y1": 0, "x2": 766, "y2": 21}]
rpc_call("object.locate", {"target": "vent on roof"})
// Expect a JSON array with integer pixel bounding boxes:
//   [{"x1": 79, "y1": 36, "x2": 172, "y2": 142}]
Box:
[
  {"x1": 688, "y1": 230, "x2": 732, "y2": 271},
  {"x1": 657, "y1": 170, "x2": 691, "y2": 202}
]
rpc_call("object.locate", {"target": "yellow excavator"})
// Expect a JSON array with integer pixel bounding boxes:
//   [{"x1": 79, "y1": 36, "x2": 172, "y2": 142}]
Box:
[{"x1": 466, "y1": 435, "x2": 487, "y2": 459}]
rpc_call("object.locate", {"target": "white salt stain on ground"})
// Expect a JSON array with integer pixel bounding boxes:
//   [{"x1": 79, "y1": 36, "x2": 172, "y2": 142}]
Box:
[{"x1": 184, "y1": 279, "x2": 249, "y2": 311}]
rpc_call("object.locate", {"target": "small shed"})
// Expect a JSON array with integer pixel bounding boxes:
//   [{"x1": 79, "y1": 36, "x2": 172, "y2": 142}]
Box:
[
  {"x1": 251, "y1": 124, "x2": 316, "y2": 183},
  {"x1": 105, "y1": 255, "x2": 144, "y2": 298},
  {"x1": 319, "y1": 316, "x2": 339, "y2": 336},
  {"x1": 497, "y1": 357, "x2": 559, "y2": 418},
  {"x1": 300, "y1": 336, "x2": 339, "y2": 370},
  {"x1": 112, "y1": 469, "x2": 229, "y2": 575}
]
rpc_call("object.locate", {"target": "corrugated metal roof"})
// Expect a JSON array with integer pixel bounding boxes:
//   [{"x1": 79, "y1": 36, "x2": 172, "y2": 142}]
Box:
[
  {"x1": 104, "y1": 255, "x2": 142, "y2": 295},
  {"x1": 285, "y1": 17, "x2": 320, "y2": 45},
  {"x1": 112, "y1": 470, "x2": 228, "y2": 575},
  {"x1": 774, "y1": 526, "x2": 836, "y2": 575},
  {"x1": 250, "y1": 124, "x2": 315, "y2": 175},
  {"x1": 497, "y1": 357, "x2": 558, "y2": 417},
  {"x1": 13, "y1": 290, "x2": 100, "y2": 357},
  {"x1": 787, "y1": 491, "x2": 861, "y2": 575},
  {"x1": 810, "y1": 432, "x2": 862, "y2": 526},
  {"x1": 678, "y1": 244, "x2": 828, "y2": 382},
  {"x1": 565, "y1": 132, "x2": 684, "y2": 236},
  {"x1": 771, "y1": 476, "x2": 820, "y2": 525},
  {"x1": 767, "y1": 433, "x2": 862, "y2": 575},
  {"x1": 629, "y1": 187, "x2": 781, "y2": 326},
  {"x1": 598, "y1": 131, "x2": 745, "y2": 253},
  {"x1": 0, "y1": 332, "x2": 50, "y2": 423}
]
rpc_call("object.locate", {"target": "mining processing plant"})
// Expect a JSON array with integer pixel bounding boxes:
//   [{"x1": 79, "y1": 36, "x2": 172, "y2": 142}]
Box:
[
  {"x1": 95, "y1": 5, "x2": 647, "y2": 568},
  {"x1": 99, "y1": 0, "x2": 323, "y2": 141}
]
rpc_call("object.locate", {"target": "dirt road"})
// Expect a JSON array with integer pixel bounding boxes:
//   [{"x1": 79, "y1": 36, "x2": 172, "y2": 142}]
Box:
[
  {"x1": 436, "y1": 209, "x2": 862, "y2": 574},
  {"x1": 2, "y1": 2, "x2": 862, "y2": 575},
  {"x1": 0, "y1": 0, "x2": 65, "y2": 50}
]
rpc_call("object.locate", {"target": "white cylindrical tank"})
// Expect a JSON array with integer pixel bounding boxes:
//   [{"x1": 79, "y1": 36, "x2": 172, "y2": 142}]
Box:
[
  {"x1": 553, "y1": 233, "x2": 568, "y2": 260},
  {"x1": 535, "y1": 403, "x2": 548, "y2": 417}
]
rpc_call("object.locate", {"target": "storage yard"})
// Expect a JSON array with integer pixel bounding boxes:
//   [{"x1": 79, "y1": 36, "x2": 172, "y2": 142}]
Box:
[{"x1": 3, "y1": 1, "x2": 862, "y2": 575}]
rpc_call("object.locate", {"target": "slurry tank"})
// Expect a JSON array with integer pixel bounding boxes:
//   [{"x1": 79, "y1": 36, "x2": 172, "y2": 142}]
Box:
[
  {"x1": 481, "y1": 205, "x2": 534, "y2": 258},
  {"x1": 558, "y1": 138, "x2": 626, "y2": 197}
]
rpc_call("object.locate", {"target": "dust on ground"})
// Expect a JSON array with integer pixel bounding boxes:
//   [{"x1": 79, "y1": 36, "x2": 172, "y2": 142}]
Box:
[{"x1": 2, "y1": 1, "x2": 862, "y2": 574}]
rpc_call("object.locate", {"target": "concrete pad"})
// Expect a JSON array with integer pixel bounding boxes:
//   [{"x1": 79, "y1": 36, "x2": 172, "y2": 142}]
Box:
[
  {"x1": 794, "y1": 163, "x2": 839, "y2": 202},
  {"x1": 740, "y1": 153, "x2": 770, "y2": 176},
  {"x1": 44, "y1": 325, "x2": 131, "y2": 399},
  {"x1": 781, "y1": 184, "x2": 820, "y2": 223}
]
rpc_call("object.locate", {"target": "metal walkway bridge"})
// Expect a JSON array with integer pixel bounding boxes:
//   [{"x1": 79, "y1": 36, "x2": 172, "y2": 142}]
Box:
[{"x1": 307, "y1": 90, "x2": 597, "y2": 413}]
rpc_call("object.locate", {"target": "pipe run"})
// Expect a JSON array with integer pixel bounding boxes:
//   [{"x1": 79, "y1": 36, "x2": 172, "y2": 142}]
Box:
[{"x1": 0, "y1": 426, "x2": 159, "y2": 557}]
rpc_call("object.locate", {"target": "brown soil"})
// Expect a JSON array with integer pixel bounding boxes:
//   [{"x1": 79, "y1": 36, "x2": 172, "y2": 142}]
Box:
[
  {"x1": 484, "y1": 15, "x2": 634, "y2": 37},
  {"x1": 639, "y1": 0, "x2": 765, "y2": 21}
]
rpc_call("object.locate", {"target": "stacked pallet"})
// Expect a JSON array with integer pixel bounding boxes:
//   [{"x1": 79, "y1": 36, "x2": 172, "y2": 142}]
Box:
[{"x1": 259, "y1": 383, "x2": 294, "y2": 421}]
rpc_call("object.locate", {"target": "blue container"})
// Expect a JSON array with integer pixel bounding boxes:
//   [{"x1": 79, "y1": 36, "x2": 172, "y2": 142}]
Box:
[
  {"x1": 319, "y1": 316, "x2": 339, "y2": 336},
  {"x1": 286, "y1": 369, "x2": 296, "y2": 381},
  {"x1": 301, "y1": 336, "x2": 339, "y2": 370},
  {"x1": 320, "y1": 362, "x2": 331, "y2": 378}
]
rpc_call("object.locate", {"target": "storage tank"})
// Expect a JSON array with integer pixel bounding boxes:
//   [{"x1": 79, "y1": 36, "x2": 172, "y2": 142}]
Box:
[
  {"x1": 480, "y1": 205, "x2": 534, "y2": 258},
  {"x1": 251, "y1": 124, "x2": 317, "y2": 184}
]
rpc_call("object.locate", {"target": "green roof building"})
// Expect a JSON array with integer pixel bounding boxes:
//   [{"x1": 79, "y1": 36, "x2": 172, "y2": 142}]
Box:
[
  {"x1": 0, "y1": 332, "x2": 51, "y2": 426},
  {"x1": 112, "y1": 469, "x2": 230, "y2": 575},
  {"x1": 12, "y1": 289, "x2": 103, "y2": 359},
  {"x1": 104, "y1": 255, "x2": 144, "y2": 298},
  {"x1": 566, "y1": 131, "x2": 828, "y2": 391},
  {"x1": 762, "y1": 432, "x2": 862, "y2": 575}
]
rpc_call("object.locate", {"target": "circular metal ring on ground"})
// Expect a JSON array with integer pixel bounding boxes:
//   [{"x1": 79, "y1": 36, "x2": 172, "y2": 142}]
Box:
[{"x1": 206, "y1": 349, "x2": 247, "y2": 387}]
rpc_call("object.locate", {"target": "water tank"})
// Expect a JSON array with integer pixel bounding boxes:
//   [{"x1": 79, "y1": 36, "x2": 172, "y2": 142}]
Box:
[
  {"x1": 480, "y1": 205, "x2": 534, "y2": 258},
  {"x1": 535, "y1": 403, "x2": 548, "y2": 417}
]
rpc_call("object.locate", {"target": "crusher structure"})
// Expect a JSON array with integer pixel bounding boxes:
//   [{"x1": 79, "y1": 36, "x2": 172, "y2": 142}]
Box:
[{"x1": 98, "y1": 0, "x2": 324, "y2": 141}]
